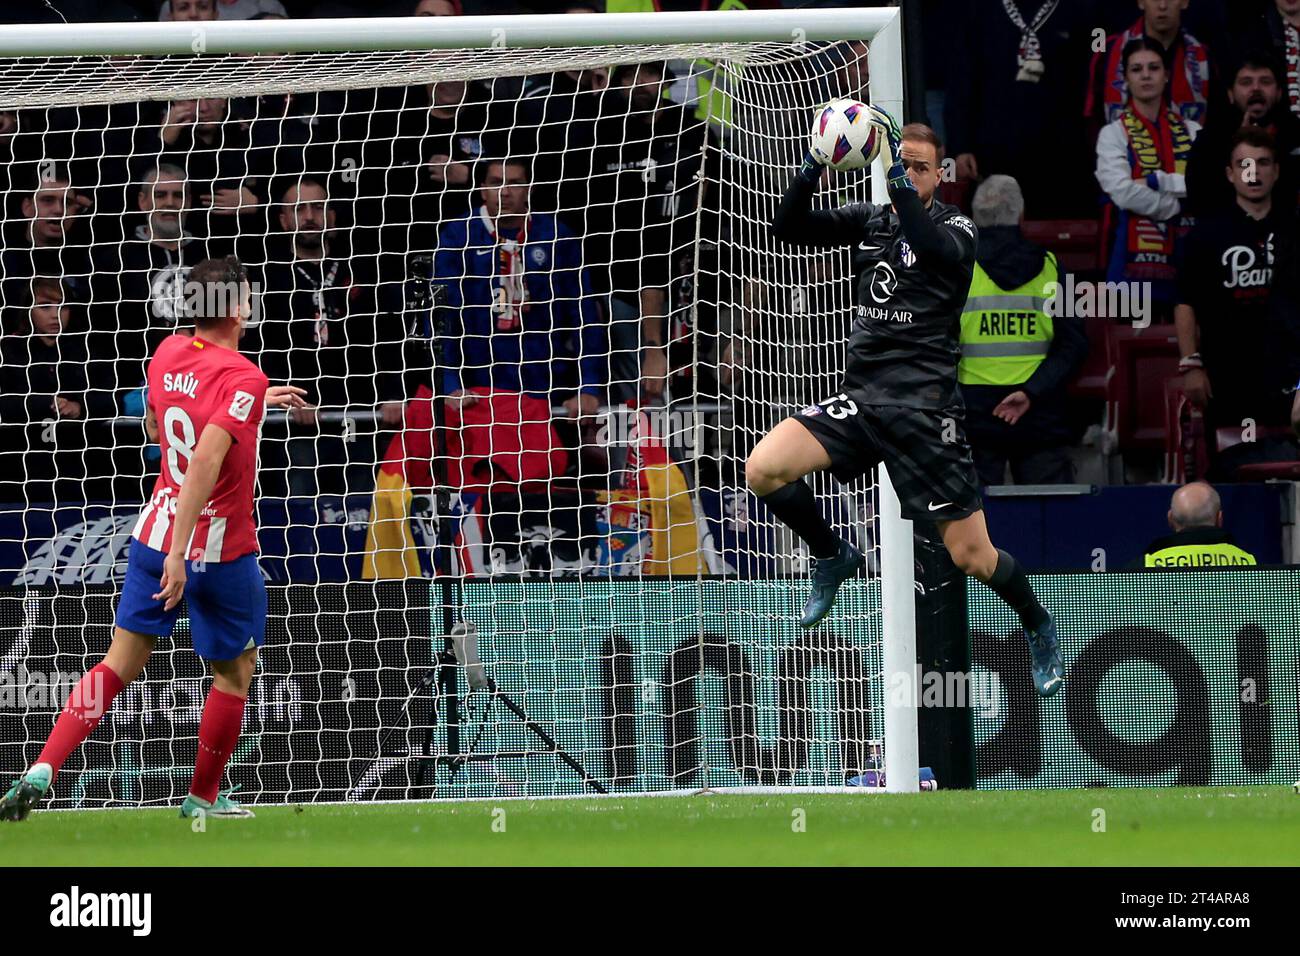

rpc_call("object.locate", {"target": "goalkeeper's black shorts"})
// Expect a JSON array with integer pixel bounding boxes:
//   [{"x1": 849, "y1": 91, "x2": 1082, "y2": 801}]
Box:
[{"x1": 792, "y1": 390, "x2": 983, "y2": 522}]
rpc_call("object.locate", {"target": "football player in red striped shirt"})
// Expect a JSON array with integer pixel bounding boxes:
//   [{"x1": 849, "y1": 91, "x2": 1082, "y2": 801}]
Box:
[{"x1": 2, "y1": 256, "x2": 306, "y2": 821}]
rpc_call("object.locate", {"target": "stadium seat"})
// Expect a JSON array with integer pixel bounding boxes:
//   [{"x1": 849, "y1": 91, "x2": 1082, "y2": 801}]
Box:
[
  {"x1": 937, "y1": 177, "x2": 974, "y2": 212},
  {"x1": 1230, "y1": 461, "x2": 1300, "y2": 480},
  {"x1": 1214, "y1": 426, "x2": 1300, "y2": 481},
  {"x1": 1021, "y1": 219, "x2": 1104, "y2": 274},
  {"x1": 1107, "y1": 324, "x2": 1181, "y2": 454},
  {"x1": 1068, "y1": 312, "x2": 1112, "y2": 401}
]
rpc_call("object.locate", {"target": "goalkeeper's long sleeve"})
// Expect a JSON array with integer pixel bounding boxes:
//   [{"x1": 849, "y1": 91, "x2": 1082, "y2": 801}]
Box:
[
  {"x1": 770, "y1": 156, "x2": 875, "y2": 247},
  {"x1": 889, "y1": 184, "x2": 966, "y2": 265}
]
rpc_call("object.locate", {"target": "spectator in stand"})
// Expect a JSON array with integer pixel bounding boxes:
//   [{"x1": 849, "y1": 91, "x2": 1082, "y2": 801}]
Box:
[
  {"x1": 1095, "y1": 0, "x2": 1154, "y2": 35},
  {"x1": 519, "y1": 20, "x2": 609, "y2": 219},
  {"x1": 1137, "y1": 482, "x2": 1258, "y2": 566},
  {"x1": 242, "y1": 88, "x2": 344, "y2": 187},
  {"x1": 382, "y1": 78, "x2": 505, "y2": 249},
  {"x1": 351, "y1": 2, "x2": 492, "y2": 260},
  {"x1": 960, "y1": 175, "x2": 1087, "y2": 486},
  {"x1": 1185, "y1": 53, "x2": 1300, "y2": 215},
  {"x1": 1176, "y1": 128, "x2": 1297, "y2": 475},
  {"x1": 369, "y1": 72, "x2": 514, "y2": 413},
  {"x1": 1234, "y1": 0, "x2": 1300, "y2": 121},
  {"x1": 160, "y1": 0, "x2": 288, "y2": 20},
  {"x1": 418, "y1": 80, "x2": 491, "y2": 220},
  {"x1": 430, "y1": 157, "x2": 601, "y2": 487},
  {"x1": 1096, "y1": 39, "x2": 1201, "y2": 314},
  {"x1": 408, "y1": 0, "x2": 525, "y2": 140},
  {"x1": 577, "y1": 61, "x2": 706, "y2": 405},
  {"x1": 1, "y1": 162, "x2": 92, "y2": 334},
  {"x1": 0, "y1": 278, "x2": 116, "y2": 502},
  {"x1": 1277, "y1": 200, "x2": 1300, "y2": 437},
  {"x1": 1086, "y1": 0, "x2": 1215, "y2": 139},
  {"x1": 161, "y1": 0, "x2": 215, "y2": 19},
  {"x1": 413, "y1": 0, "x2": 461, "y2": 13},
  {"x1": 944, "y1": 0, "x2": 1095, "y2": 217},
  {"x1": 136, "y1": 97, "x2": 268, "y2": 254},
  {"x1": 92, "y1": 163, "x2": 210, "y2": 411},
  {"x1": 253, "y1": 177, "x2": 386, "y2": 496}
]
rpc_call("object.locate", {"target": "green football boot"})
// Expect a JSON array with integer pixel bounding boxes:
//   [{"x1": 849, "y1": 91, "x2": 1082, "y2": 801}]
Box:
[
  {"x1": 179, "y1": 787, "x2": 255, "y2": 819},
  {"x1": 0, "y1": 763, "x2": 53, "y2": 822},
  {"x1": 1026, "y1": 612, "x2": 1065, "y2": 698},
  {"x1": 800, "y1": 539, "x2": 865, "y2": 628}
]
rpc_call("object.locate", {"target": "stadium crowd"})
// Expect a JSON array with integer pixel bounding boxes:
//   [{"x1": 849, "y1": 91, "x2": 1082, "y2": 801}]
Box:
[
  {"x1": 2, "y1": 0, "x2": 1300, "y2": 512},
  {"x1": 936, "y1": 0, "x2": 1300, "y2": 484}
]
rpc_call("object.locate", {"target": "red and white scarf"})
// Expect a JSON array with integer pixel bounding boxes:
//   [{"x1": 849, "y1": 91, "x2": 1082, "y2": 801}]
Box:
[
  {"x1": 479, "y1": 206, "x2": 529, "y2": 331},
  {"x1": 1001, "y1": 0, "x2": 1059, "y2": 82},
  {"x1": 1285, "y1": 21, "x2": 1300, "y2": 117}
]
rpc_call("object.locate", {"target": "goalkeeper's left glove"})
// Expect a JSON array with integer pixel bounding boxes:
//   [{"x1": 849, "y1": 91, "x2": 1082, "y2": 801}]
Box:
[{"x1": 867, "y1": 105, "x2": 914, "y2": 194}]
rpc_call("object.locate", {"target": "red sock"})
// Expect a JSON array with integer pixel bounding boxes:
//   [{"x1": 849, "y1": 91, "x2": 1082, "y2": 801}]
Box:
[
  {"x1": 37, "y1": 662, "x2": 126, "y2": 777},
  {"x1": 190, "y1": 687, "x2": 246, "y2": 803}
]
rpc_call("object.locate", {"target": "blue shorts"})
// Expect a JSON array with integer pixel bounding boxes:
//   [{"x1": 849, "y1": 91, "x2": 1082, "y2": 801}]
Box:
[{"x1": 115, "y1": 539, "x2": 267, "y2": 661}]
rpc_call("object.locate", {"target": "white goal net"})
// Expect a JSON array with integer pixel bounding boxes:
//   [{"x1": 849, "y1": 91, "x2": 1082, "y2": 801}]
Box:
[{"x1": 0, "y1": 9, "x2": 917, "y2": 803}]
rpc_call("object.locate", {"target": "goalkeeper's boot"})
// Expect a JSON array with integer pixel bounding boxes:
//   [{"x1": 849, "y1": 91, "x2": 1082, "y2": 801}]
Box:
[
  {"x1": 179, "y1": 787, "x2": 255, "y2": 820},
  {"x1": 0, "y1": 762, "x2": 52, "y2": 822},
  {"x1": 1026, "y1": 613, "x2": 1065, "y2": 698},
  {"x1": 800, "y1": 539, "x2": 865, "y2": 628}
]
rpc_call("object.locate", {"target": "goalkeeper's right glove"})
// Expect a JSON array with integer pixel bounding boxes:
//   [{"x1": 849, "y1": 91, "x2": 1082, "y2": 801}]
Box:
[
  {"x1": 796, "y1": 149, "x2": 826, "y2": 186},
  {"x1": 867, "y1": 105, "x2": 914, "y2": 194}
]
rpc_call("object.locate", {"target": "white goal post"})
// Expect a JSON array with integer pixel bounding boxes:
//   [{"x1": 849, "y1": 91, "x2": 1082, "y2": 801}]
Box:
[
  {"x1": 0, "y1": 7, "x2": 920, "y2": 800},
  {"x1": 0, "y1": 9, "x2": 897, "y2": 55}
]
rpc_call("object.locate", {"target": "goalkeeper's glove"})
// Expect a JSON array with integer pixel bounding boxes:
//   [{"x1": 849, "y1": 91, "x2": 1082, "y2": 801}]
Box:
[
  {"x1": 796, "y1": 149, "x2": 826, "y2": 186},
  {"x1": 867, "y1": 105, "x2": 914, "y2": 194}
]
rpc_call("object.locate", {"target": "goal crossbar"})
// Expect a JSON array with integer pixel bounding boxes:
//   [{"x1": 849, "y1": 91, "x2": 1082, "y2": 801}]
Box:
[
  {"x1": 0, "y1": 9, "x2": 903, "y2": 112},
  {"x1": 0, "y1": 9, "x2": 897, "y2": 58}
]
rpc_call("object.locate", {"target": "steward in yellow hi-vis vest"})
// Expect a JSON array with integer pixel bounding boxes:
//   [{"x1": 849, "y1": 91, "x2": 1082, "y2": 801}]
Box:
[
  {"x1": 1137, "y1": 481, "x2": 1259, "y2": 568},
  {"x1": 1142, "y1": 528, "x2": 1258, "y2": 567},
  {"x1": 959, "y1": 253, "x2": 1057, "y2": 387},
  {"x1": 958, "y1": 176, "x2": 1088, "y2": 486}
]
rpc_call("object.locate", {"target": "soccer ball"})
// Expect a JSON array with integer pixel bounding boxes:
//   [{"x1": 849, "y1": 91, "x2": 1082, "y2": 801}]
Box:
[{"x1": 810, "y1": 98, "x2": 880, "y2": 171}]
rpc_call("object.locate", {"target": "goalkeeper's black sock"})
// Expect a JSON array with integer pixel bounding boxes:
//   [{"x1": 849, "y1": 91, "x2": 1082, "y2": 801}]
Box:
[
  {"x1": 759, "y1": 480, "x2": 841, "y2": 560},
  {"x1": 987, "y1": 549, "x2": 1049, "y2": 631}
]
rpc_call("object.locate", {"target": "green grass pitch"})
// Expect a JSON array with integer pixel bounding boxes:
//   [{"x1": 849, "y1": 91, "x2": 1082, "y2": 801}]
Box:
[{"x1": 3, "y1": 787, "x2": 1297, "y2": 865}]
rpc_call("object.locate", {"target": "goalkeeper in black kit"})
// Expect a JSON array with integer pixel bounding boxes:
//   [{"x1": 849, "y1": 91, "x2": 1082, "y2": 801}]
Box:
[{"x1": 746, "y1": 107, "x2": 1064, "y2": 697}]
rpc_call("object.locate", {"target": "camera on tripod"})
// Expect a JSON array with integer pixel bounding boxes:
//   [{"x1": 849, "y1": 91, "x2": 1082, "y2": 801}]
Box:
[
  {"x1": 356, "y1": 254, "x2": 606, "y2": 798},
  {"x1": 403, "y1": 253, "x2": 447, "y2": 372}
]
